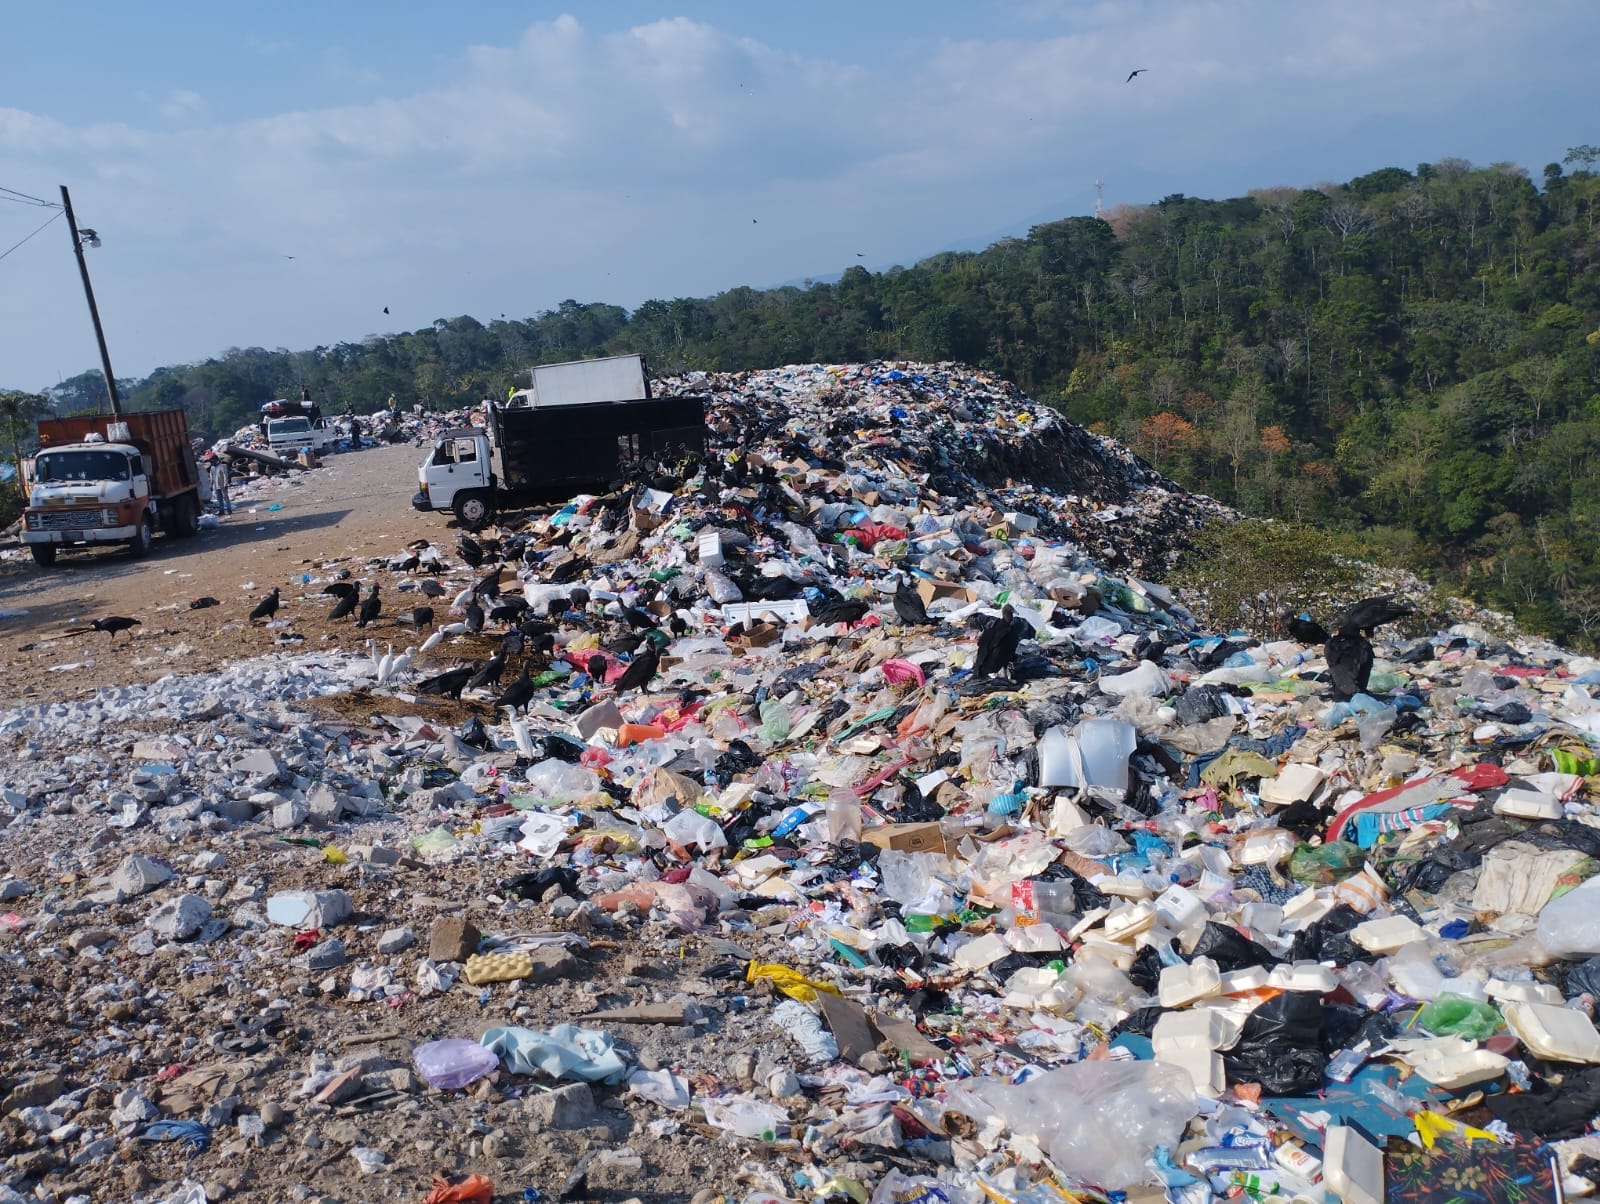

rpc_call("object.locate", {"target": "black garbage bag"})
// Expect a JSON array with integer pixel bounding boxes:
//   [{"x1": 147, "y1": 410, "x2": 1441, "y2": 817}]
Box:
[
  {"x1": 1288, "y1": 904, "x2": 1376, "y2": 965},
  {"x1": 1483, "y1": 701, "x2": 1532, "y2": 726},
  {"x1": 501, "y1": 867, "x2": 581, "y2": 900},
  {"x1": 896, "y1": 778, "x2": 945, "y2": 823},
  {"x1": 528, "y1": 733, "x2": 586, "y2": 763},
  {"x1": 455, "y1": 716, "x2": 491, "y2": 750},
  {"x1": 1223, "y1": 991, "x2": 1328, "y2": 1095},
  {"x1": 714, "y1": 739, "x2": 761, "y2": 780},
  {"x1": 1562, "y1": 956, "x2": 1600, "y2": 1001},
  {"x1": 1486, "y1": 1066, "x2": 1600, "y2": 1139},
  {"x1": 1114, "y1": 1006, "x2": 1165, "y2": 1038},
  {"x1": 1174, "y1": 685, "x2": 1231, "y2": 725},
  {"x1": 1188, "y1": 921, "x2": 1280, "y2": 973},
  {"x1": 1128, "y1": 945, "x2": 1163, "y2": 993}
]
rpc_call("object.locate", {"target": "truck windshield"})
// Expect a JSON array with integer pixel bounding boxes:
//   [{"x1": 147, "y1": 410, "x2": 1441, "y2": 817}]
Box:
[
  {"x1": 271, "y1": 419, "x2": 310, "y2": 435},
  {"x1": 34, "y1": 450, "x2": 132, "y2": 483}
]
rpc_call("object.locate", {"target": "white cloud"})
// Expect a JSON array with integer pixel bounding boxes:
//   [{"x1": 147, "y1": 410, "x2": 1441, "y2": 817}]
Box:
[
  {"x1": 160, "y1": 89, "x2": 206, "y2": 121},
  {"x1": 0, "y1": 2, "x2": 1591, "y2": 387}
]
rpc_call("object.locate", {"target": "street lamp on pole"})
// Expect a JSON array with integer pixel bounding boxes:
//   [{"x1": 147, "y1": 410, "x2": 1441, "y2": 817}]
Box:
[{"x1": 58, "y1": 185, "x2": 123, "y2": 417}]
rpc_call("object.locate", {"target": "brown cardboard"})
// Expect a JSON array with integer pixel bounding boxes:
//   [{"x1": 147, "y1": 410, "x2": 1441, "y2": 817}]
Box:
[
  {"x1": 861, "y1": 822, "x2": 948, "y2": 855},
  {"x1": 739, "y1": 622, "x2": 781, "y2": 648},
  {"x1": 916, "y1": 579, "x2": 975, "y2": 606}
]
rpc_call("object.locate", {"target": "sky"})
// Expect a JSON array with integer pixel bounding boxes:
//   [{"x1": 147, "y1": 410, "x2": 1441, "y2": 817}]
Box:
[{"x1": 1, "y1": 0, "x2": 1595, "y2": 391}]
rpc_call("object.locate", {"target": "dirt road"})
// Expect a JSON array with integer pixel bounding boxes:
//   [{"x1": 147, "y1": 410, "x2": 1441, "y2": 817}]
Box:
[{"x1": 0, "y1": 441, "x2": 460, "y2": 707}]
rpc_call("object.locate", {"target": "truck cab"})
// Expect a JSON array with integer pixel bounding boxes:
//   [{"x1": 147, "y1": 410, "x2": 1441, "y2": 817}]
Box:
[
  {"x1": 265, "y1": 415, "x2": 334, "y2": 456},
  {"x1": 22, "y1": 411, "x2": 204, "y2": 566},
  {"x1": 413, "y1": 428, "x2": 494, "y2": 527}
]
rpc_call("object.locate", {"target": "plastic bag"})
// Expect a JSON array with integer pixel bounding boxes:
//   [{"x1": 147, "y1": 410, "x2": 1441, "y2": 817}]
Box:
[
  {"x1": 523, "y1": 758, "x2": 599, "y2": 804},
  {"x1": 1536, "y1": 874, "x2": 1600, "y2": 957},
  {"x1": 1188, "y1": 921, "x2": 1279, "y2": 973},
  {"x1": 1288, "y1": 841, "x2": 1366, "y2": 885},
  {"x1": 1222, "y1": 992, "x2": 1328, "y2": 1095},
  {"x1": 412, "y1": 1038, "x2": 500, "y2": 1090},
  {"x1": 1288, "y1": 904, "x2": 1375, "y2": 965},
  {"x1": 943, "y1": 1060, "x2": 1196, "y2": 1189},
  {"x1": 1414, "y1": 993, "x2": 1503, "y2": 1040},
  {"x1": 771, "y1": 998, "x2": 839, "y2": 1065}
]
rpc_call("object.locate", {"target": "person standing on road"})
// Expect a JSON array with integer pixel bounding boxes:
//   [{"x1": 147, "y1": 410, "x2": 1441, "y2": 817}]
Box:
[{"x1": 207, "y1": 455, "x2": 233, "y2": 515}]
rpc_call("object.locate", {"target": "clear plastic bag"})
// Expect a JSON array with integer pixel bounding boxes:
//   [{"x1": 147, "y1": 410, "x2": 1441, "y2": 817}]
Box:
[
  {"x1": 1537, "y1": 875, "x2": 1600, "y2": 957},
  {"x1": 943, "y1": 1060, "x2": 1196, "y2": 1189},
  {"x1": 523, "y1": 758, "x2": 599, "y2": 804}
]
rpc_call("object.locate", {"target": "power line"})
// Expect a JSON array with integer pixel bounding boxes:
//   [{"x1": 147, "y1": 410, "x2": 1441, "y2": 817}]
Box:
[
  {"x1": 0, "y1": 209, "x2": 63, "y2": 264},
  {"x1": 0, "y1": 184, "x2": 59, "y2": 208}
]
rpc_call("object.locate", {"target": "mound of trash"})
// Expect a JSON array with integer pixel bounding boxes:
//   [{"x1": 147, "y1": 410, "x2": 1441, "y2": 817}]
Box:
[{"x1": 3, "y1": 361, "x2": 1600, "y2": 1204}]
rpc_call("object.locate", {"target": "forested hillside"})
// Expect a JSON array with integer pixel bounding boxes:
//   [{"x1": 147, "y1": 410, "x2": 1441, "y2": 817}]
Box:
[{"x1": 37, "y1": 150, "x2": 1600, "y2": 647}]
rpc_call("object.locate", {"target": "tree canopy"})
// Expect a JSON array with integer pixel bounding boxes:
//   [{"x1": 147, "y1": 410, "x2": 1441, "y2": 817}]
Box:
[{"x1": 81, "y1": 152, "x2": 1600, "y2": 649}]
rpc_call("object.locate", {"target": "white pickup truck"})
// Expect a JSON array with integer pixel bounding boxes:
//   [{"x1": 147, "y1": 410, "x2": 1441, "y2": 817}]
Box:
[{"x1": 265, "y1": 415, "x2": 335, "y2": 456}]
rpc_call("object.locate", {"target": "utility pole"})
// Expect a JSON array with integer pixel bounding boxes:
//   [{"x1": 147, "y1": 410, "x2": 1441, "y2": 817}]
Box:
[
  {"x1": 1094, "y1": 179, "x2": 1104, "y2": 221},
  {"x1": 58, "y1": 185, "x2": 122, "y2": 416}
]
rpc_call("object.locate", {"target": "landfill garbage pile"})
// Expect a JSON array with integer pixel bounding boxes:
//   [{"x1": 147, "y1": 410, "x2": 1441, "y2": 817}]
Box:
[
  {"x1": 2, "y1": 361, "x2": 1600, "y2": 1204},
  {"x1": 659, "y1": 362, "x2": 1229, "y2": 578}
]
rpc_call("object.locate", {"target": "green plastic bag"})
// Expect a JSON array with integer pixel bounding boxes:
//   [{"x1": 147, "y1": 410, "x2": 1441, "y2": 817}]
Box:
[
  {"x1": 1415, "y1": 993, "x2": 1502, "y2": 1040},
  {"x1": 1288, "y1": 841, "x2": 1366, "y2": 885}
]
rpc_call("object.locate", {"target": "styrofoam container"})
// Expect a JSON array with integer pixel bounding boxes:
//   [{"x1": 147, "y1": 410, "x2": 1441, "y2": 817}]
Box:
[
  {"x1": 1240, "y1": 902, "x2": 1285, "y2": 939},
  {"x1": 1153, "y1": 1044, "x2": 1225, "y2": 1097},
  {"x1": 1154, "y1": 884, "x2": 1207, "y2": 933},
  {"x1": 1268, "y1": 962, "x2": 1338, "y2": 994},
  {"x1": 1504, "y1": 1001, "x2": 1600, "y2": 1063},
  {"x1": 1153, "y1": 1007, "x2": 1235, "y2": 1050},
  {"x1": 1493, "y1": 789, "x2": 1563, "y2": 820},
  {"x1": 1486, "y1": 978, "x2": 1563, "y2": 1006},
  {"x1": 1412, "y1": 1048, "x2": 1510, "y2": 1089},
  {"x1": 1219, "y1": 966, "x2": 1272, "y2": 995},
  {"x1": 1075, "y1": 934, "x2": 1136, "y2": 970},
  {"x1": 1159, "y1": 957, "x2": 1222, "y2": 1008},
  {"x1": 1282, "y1": 890, "x2": 1334, "y2": 928},
  {"x1": 1097, "y1": 876, "x2": 1153, "y2": 901},
  {"x1": 697, "y1": 531, "x2": 725, "y2": 568},
  {"x1": 1101, "y1": 902, "x2": 1156, "y2": 943},
  {"x1": 1259, "y1": 762, "x2": 1326, "y2": 806},
  {"x1": 1352, "y1": 914, "x2": 1427, "y2": 954},
  {"x1": 1324, "y1": 1125, "x2": 1384, "y2": 1204}
]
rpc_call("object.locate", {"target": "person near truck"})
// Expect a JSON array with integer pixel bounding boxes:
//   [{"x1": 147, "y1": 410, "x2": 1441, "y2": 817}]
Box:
[{"x1": 206, "y1": 454, "x2": 233, "y2": 515}]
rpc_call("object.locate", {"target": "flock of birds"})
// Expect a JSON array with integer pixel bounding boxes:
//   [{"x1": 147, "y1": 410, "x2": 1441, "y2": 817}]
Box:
[
  {"x1": 66, "y1": 530, "x2": 679, "y2": 711},
  {"x1": 63, "y1": 513, "x2": 1411, "y2": 713},
  {"x1": 1281, "y1": 594, "x2": 1414, "y2": 699}
]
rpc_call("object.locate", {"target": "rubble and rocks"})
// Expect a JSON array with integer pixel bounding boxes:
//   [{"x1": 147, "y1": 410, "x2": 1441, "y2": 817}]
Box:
[{"x1": 2, "y1": 361, "x2": 1599, "y2": 1203}]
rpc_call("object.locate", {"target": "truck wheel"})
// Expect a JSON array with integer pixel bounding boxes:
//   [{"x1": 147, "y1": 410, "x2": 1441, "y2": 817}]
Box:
[
  {"x1": 174, "y1": 495, "x2": 200, "y2": 538},
  {"x1": 453, "y1": 491, "x2": 492, "y2": 531},
  {"x1": 129, "y1": 516, "x2": 153, "y2": 557},
  {"x1": 29, "y1": 544, "x2": 56, "y2": 567}
]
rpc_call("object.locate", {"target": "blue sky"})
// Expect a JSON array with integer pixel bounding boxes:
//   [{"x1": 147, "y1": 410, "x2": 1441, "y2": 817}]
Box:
[{"x1": 2, "y1": 0, "x2": 1595, "y2": 391}]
